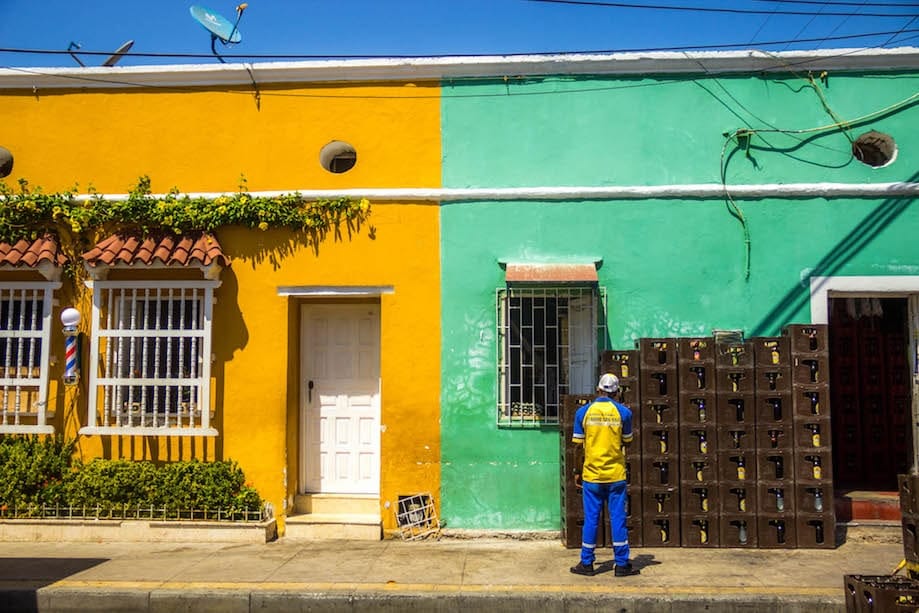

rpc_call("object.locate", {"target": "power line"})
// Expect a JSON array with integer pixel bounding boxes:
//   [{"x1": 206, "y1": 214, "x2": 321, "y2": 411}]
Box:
[
  {"x1": 526, "y1": 0, "x2": 918, "y2": 18},
  {"x1": 1, "y1": 26, "x2": 918, "y2": 63},
  {"x1": 754, "y1": 0, "x2": 919, "y2": 6}
]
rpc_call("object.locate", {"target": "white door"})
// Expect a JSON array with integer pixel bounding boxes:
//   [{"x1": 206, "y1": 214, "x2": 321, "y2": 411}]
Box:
[
  {"x1": 300, "y1": 303, "x2": 381, "y2": 494},
  {"x1": 568, "y1": 295, "x2": 597, "y2": 394}
]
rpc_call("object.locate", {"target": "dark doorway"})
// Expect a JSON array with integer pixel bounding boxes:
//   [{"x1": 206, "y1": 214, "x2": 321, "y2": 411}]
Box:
[{"x1": 829, "y1": 297, "x2": 913, "y2": 491}]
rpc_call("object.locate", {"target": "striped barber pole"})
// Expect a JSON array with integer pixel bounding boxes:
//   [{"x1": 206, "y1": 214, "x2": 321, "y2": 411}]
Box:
[{"x1": 64, "y1": 333, "x2": 78, "y2": 384}]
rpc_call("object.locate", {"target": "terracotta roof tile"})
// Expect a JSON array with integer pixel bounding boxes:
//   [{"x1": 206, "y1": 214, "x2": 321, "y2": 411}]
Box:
[
  {"x1": 82, "y1": 233, "x2": 229, "y2": 269},
  {"x1": 0, "y1": 235, "x2": 67, "y2": 268},
  {"x1": 505, "y1": 263, "x2": 598, "y2": 283}
]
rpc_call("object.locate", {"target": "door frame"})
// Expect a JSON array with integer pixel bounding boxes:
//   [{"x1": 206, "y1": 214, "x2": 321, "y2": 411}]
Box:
[{"x1": 810, "y1": 275, "x2": 919, "y2": 474}]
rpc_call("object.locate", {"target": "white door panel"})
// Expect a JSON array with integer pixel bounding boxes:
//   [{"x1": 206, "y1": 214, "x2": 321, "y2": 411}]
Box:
[{"x1": 300, "y1": 304, "x2": 381, "y2": 494}]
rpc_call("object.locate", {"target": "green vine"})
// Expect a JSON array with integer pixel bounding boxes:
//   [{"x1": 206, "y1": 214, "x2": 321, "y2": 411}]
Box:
[{"x1": 0, "y1": 175, "x2": 372, "y2": 244}]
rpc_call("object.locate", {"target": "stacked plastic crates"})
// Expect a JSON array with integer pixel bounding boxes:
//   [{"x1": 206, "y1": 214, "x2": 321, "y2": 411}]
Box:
[
  {"x1": 635, "y1": 339, "x2": 679, "y2": 547},
  {"x1": 717, "y1": 338, "x2": 759, "y2": 548},
  {"x1": 786, "y1": 324, "x2": 836, "y2": 548}
]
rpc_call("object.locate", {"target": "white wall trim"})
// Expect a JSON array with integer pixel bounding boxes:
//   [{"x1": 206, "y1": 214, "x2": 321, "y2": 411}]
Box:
[
  {"x1": 4, "y1": 46, "x2": 918, "y2": 90},
  {"x1": 810, "y1": 275, "x2": 919, "y2": 323},
  {"x1": 59, "y1": 182, "x2": 919, "y2": 204},
  {"x1": 277, "y1": 285, "x2": 395, "y2": 297}
]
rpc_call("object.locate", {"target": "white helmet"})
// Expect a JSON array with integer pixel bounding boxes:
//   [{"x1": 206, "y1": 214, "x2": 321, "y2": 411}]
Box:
[{"x1": 598, "y1": 373, "x2": 620, "y2": 393}]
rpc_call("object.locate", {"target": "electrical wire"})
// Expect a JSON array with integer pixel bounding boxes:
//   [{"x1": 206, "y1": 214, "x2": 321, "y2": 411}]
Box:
[
  {"x1": 526, "y1": 0, "x2": 919, "y2": 18},
  {"x1": 782, "y1": 1, "x2": 830, "y2": 51},
  {"x1": 2, "y1": 26, "x2": 918, "y2": 63},
  {"x1": 813, "y1": 0, "x2": 867, "y2": 50},
  {"x1": 754, "y1": 0, "x2": 919, "y2": 6}
]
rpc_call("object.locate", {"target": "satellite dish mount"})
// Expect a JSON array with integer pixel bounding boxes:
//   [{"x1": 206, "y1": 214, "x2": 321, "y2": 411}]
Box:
[
  {"x1": 190, "y1": 4, "x2": 248, "y2": 63},
  {"x1": 67, "y1": 40, "x2": 134, "y2": 67}
]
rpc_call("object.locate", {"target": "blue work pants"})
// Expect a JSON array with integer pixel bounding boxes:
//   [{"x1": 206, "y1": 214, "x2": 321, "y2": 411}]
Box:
[{"x1": 580, "y1": 479, "x2": 630, "y2": 566}]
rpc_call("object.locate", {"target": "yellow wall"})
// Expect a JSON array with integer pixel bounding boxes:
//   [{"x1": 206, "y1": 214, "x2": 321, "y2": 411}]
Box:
[{"x1": 2, "y1": 78, "x2": 442, "y2": 532}]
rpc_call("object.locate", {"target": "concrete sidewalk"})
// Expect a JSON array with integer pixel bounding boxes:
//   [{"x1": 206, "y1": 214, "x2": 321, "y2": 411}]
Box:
[{"x1": 0, "y1": 532, "x2": 906, "y2": 612}]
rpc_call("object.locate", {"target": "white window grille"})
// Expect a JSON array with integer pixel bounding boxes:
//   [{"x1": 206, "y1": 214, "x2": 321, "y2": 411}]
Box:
[
  {"x1": 497, "y1": 286, "x2": 606, "y2": 427},
  {"x1": 0, "y1": 283, "x2": 58, "y2": 434},
  {"x1": 83, "y1": 281, "x2": 219, "y2": 436}
]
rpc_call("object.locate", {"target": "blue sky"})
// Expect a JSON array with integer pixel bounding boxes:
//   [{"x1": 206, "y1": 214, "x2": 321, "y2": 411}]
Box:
[{"x1": 1, "y1": 1, "x2": 918, "y2": 68}]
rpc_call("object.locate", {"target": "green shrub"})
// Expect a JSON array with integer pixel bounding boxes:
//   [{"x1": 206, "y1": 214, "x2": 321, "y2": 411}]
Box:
[
  {"x1": 0, "y1": 435, "x2": 75, "y2": 509},
  {"x1": 0, "y1": 436, "x2": 262, "y2": 519}
]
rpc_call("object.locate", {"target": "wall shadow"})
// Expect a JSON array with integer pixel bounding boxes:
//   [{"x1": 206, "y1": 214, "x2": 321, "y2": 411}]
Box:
[
  {"x1": 749, "y1": 169, "x2": 919, "y2": 337},
  {"x1": 0, "y1": 557, "x2": 107, "y2": 612}
]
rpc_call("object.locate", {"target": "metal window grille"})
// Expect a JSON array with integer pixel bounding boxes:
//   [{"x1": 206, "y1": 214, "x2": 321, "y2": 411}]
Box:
[
  {"x1": 85, "y1": 281, "x2": 218, "y2": 436},
  {"x1": 0, "y1": 283, "x2": 58, "y2": 434},
  {"x1": 496, "y1": 286, "x2": 606, "y2": 426}
]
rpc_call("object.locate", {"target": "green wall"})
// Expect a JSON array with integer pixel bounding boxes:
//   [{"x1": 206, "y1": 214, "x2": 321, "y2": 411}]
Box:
[{"x1": 439, "y1": 68, "x2": 919, "y2": 530}]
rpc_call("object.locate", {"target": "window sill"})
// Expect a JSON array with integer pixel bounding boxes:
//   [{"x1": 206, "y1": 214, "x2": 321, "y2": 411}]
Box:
[{"x1": 79, "y1": 426, "x2": 218, "y2": 437}]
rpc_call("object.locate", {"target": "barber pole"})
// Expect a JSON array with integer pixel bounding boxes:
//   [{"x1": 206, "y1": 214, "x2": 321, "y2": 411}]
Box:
[{"x1": 64, "y1": 333, "x2": 78, "y2": 384}]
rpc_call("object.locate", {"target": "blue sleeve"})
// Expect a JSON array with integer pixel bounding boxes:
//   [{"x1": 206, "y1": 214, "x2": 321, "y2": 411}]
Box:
[
  {"x1": 617, "y1": 401, "x2": 633, "y2": 439},
  {"x1": 572, "y1": 402, "x2": 590, "y2": 441}
]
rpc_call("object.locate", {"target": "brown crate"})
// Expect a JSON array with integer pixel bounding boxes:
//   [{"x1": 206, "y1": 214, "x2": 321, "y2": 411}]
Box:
[
  {"x1": 795, "y1": 483, "x2": 832, "y2": 515},
  {"x1": 715, "y1": 341, "x2": 754, "y2": 369},
  {"x1": 718, "y1": 482, "x2": 758, "y2": 515},
  {"x1": 642, "y1": 398, "x2": 678, "y2": 426},
  {"x1": 792, "y1": 384, "x2": 829, "y2": 418},
  {"x1": 795, "y1": 449, "x2": 833, "y2": 483},
  {"x1": 642, "y1": 424, "x2": 679, "y2": 457},
  {"x1": 642, "y1": 514, "x2": 680, "y2": 547},
  {"x1": 642, "y1": 456, "x2": 677, "y2": 487},
  {"x1": 757, "y1": 449, "x2": 794, "y2": 482},
  {"x1": 792, "y1": 416, "x2": 832, "y2": 451},
  {"x1": 844, "y1": 575, "x2": 919, "y2": 613},
  {"x1": 757, "y1": 481, "x2": 795, "y2": 514},
  {"x1": 681, "y1": 514, "x2": 721, "y2": 548},
  {"x1": 754, "y1": 424, "x2": 794, "y2": 452},
  {"x1": 680, "y1": 424, "x2": 717, "y2": 457},
  {"x1": 715, "y1": 393, "x2": 754, "y2": 426},
  {"x1": 679, "y1": 392, "x2": 717, "y2": 426},
  {"x1": 753, "y1": 367, "x2": 792, "y2": 394},
  {"x1": 720, "y1": 514, "x2": 759, "y2": 548},
  {"x1": 717, "y1": 425, "x2": 755, "y2": 453},
  {"x1": 715, "y1": 368, "x2": 755, "y2": 394},
  {"x1": 751, "y1": 336, "x2": 791, "y2": 368},
  {"x1": 903, "y1": 512, "x2": 919, "y2": 563},
  {"x1": 796, "y1": 513, "x2": 836, "y2": 549},
  {"x1": 678, "y1": 337, "x2": 716, "y2": 362},
  {"x1": 900, "y1": 474, "x2": 919, "y2": 515},
  {"x1": 618, "y1": 378, "x2": 640, "y2": 410},
  {"x1": 600, "y1": 350, "x2": 640, "y2": 380},
  {"x1": 718, "y1": 450, "x2": 757, "y2": 483},
  {"x1": 783, "y1": 324, "x2": 828, "y2": 354},
  {"x1": 792, "y1": 354, "x2": 830, "y2": 385},
  {"x1": 757, "y1": 514, "x2": 798, "y2": 548},
  {"x1": 681, "y1": 455, "x2": 719, "y2": 484},
  {"x1": 640, "y1": 367, "x2": 677, "y2": 400},
  {"x1": 754, "y1": 392, "x2": 793, "y2": 425},
  {"x1": 642, "y1": 486, "x2": 680, "y2": 516},
  {"x1": 681, "y1": 483, "x2": 717, "y2": 515},
  {"x1": 638, "y1": 338, "x2": 678, "y2": 368},
  {"x1": 679, "y1": 361, "x2": 715, "y2": 393}
]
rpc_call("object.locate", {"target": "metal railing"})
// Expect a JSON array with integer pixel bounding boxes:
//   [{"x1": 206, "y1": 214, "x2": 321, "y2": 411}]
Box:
[{"x1": 0, "y1": 502, "x2": 268, "y2": 522}]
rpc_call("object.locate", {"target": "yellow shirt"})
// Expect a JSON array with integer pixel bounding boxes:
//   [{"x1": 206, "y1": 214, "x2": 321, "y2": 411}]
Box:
[{"x1": 572, "y1": 397, "x2": 633, "y2": 483}]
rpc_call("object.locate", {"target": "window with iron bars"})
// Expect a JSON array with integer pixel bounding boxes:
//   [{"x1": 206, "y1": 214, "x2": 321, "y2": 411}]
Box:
[
  {"x1": 496, "y1": 286, "x2": 606, "y2": 426},
  {"x1": 83, "y1": 281, "x2": 218, "y2": 436},
  {"x1": 0, "y1": 283, "x2": 58, "y2": 434}
]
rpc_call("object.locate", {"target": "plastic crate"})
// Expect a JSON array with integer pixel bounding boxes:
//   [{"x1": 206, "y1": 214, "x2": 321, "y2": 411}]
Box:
[
  {"x1": 680, "y1": 424, "x2": 718, "y2": 457},
  {"x1": 793, "y1": 384, "x2": 829, "y2": 418},
  {"x1": 751, "y1": 336, "x2": 791, "y2": 367},
  {"x1": 754, "y1": 425, "x2": 794, "y2": 452},
  {"x1": 638, "y1": 338, "x2": 678, "y2": 368},
  {"x1": 792, "y1": 354, "x2": 830, "y2": 385},
  {"x1": 681, "y1": 454, "x2": 719, "y2": 484},
  {"x1": 679, "y1": 362, "x2": 714, "y2": 393},
  {"x1": 753, "y1": 367, "x2": 792, "y2": 394},
  {"x1": 718, "y1": 482, "x2": 758, "y2": 515},
  {"x1": 715, "y1": 341, "x2": 754, "y2": 369},
  {"x1": 783, "y1": 324, "x2": 828, "y2": 354},
  {"x1": 757, "y1": 481, "x2": 796, "y2": 514},
  {"x1": 643, "y1": 398, "x2": 678, "y2": 425},
  {"x1": 681, "y1": 514, "x2": 721, "y2": 547},
  {"x1": 793, "y1": 416, "x2": 832, "y2": 451},
  {"x1": 715, "y1": 393, "x2": 754, "y2": 426},
  {"x1": 679, "y1": 392, "x2": 717, "y2": 425},
  {"x1": 757, "y1": 514, "x2": 798, "y2": 548},
  {"x1": 717, "y1": 425, "x2": 755, "y2": 453},
  {"x1": 754, "y1": 392, "x2": 793, "y2": 425},
  {"x1": 844, "y1": 574, "x2": 919, "y2": 612},
  {"x1": 757, "y1": 449, "x2": 795, "y2": 482},
  {"x1": 720, "y1": 514, "x2": 758, "y2": 548},
  {"x1": 715, "y1": 368, "x2": 756, "y2": 394}
]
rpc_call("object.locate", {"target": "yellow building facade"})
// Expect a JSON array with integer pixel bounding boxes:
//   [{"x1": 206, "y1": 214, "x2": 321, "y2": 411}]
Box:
[{"x1": 0, "y1": 64, "x2": 442, "y2": 536}]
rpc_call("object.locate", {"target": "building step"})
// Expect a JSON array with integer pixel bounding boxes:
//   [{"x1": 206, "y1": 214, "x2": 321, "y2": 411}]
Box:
[
  {"x1": 293, "y1": 493, "x2": 379, "y2": 516},
  {"x1": 284, "y1": 513, "x2": 381, "y2": 540},
  {"x1": 835, "y1": 491, "x2": 901, "y2": 522}
]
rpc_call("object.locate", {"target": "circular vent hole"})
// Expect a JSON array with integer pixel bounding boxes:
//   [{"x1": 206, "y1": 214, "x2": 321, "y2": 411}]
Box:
[
  {"x1": 0, "y1": 146, "x2": 13, "y2": 178},
  {"x1": 320, "y1": 141, "x2": 357, "y2": 174},
  {"x1": 852, "y1": 131, "x2": 897, "y2": 168}
]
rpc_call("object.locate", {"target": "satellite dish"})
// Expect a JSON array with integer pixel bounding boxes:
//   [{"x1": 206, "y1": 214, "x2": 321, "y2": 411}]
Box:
[
  {"x1": 102, "y1": 40, "x2": 135, "y2": 67},
  {"x1": 67, "y1": 40, "x2": 135, "y2": 67},
  {"x1": 190, "y1": 4, "x2": 248, "y2": 63}
]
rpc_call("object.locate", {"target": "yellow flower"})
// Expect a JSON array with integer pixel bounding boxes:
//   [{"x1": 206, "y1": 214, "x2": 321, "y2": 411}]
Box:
[
  {"x1": 214, "y1": 196, "x2": 229, "y2": 206},
  {"x1": 359, "y1": 198, "x2": 370, "y2": 212},
  {"x1": 258, "y1": 221, "x2": 269, "y2": 231}
]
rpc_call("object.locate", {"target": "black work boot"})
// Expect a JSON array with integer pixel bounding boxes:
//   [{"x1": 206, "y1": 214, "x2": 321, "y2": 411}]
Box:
[
  {"x1": 570, "y1": 562, "x2": 595, "y2": 576},
  {"x1": 614, "y1": 563, "x2": 640, "y2": 577}
]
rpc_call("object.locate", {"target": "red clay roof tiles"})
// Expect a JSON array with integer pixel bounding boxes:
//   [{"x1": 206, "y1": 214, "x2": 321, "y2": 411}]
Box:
[
  {"x1": 82, "y1": 233, "x2": 229, "y2": 268},
  {"x1": 0, "y1": 235, "x2": 67, "y2": 268}
]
